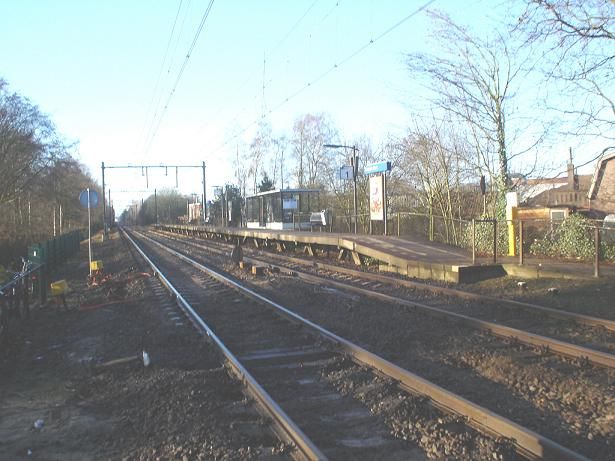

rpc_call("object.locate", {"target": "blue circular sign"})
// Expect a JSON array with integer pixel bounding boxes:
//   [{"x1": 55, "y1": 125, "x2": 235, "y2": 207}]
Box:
[{"x1": 79, "y1": 189, "x2": 99, "y2": 209}]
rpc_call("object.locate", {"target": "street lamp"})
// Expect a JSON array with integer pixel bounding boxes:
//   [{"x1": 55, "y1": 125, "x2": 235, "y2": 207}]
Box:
[
  {"x1": 212, "y1": 186, "x2": 224, "y2": 227},
  {"x1": 324, "y1": 144, "x2": 359, "y2": 234}
]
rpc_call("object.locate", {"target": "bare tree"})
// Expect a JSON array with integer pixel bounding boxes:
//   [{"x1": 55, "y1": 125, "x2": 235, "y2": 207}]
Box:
[
  {"x1": 0, "y1": 79, "x2": 66, "y2": 206},
  {"x1": 517, "y1": 0, "x2": 614, "y2": 139},
  {"x1": 291, "y1": 113, "x2": 336, "y2": 188},
  {"x1": 0, "y1": 79, "x2": 95, "y2": 248},
  {"x1": 407, "y1": 13, "x2": 543, "y2": 202},
  {"x1": 248, "y1": 120, "x2": 271, "y2": 194},
  {"x1": 396, "y1": 121, "x2": 473, "y2": 242},
  {"x1": 271, "y1": 135, "x2": 288, "y2": 189},
  {"x1": 233, "y1": 144, "x2": 248, "y2": 197}
]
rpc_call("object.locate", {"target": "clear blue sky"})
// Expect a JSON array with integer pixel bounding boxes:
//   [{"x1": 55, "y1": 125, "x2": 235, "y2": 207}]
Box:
[{"x1": 0, "y1": 0, "x2": 601, "y2": 212}]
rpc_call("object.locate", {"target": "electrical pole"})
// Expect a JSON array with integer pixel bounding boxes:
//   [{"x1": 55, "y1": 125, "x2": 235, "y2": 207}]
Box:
[
  {"x1": 108, "y1": 189, "x2": 111, "y2": 229},
  {"x1": 352, "y1": 146, "x2": 358, "y2": 234},
  {"x1": 154, "y1": 189, "x2": 158, "y2": 224},
  {"x1": 203, "y1": 161, "x2": 207, "y2": 224},
  {"x1": 101, "y1": 162, "x2": 107, "y2": 238}
]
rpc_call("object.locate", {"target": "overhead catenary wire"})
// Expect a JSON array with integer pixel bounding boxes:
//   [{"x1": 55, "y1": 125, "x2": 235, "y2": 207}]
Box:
[
  {"x1": 193, "y1": 0, "x2": 323, "y2": 137},
  {"x1": 143, "y1": 0, "x2": 216, "y2": 155},
  {"x1": 211, "y1": 0, "x2": 436, "y2": 154},
  {"x1": 141, "y1": 0, "x2": 194, "y2": 155},
  {"x1": 134, "y1": 0, "x2": 185, "y2": 154},
  {"x1": 270, "y1": 0, "x2": 320, "y2": 55}
]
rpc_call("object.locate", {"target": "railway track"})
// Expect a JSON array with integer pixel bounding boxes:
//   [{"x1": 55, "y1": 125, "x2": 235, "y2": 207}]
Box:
[
  {"x1": 145, "y1": 228, "x2": 615, "y2": 458},
  {"x1": 152, "y1": 227, "x2": 615, "y2": 331},
  {"x1": 151, "y1": 228, "x2": 615, "y2": 368},
  {"x1": 124, "y1": 227, "x2": 598, "y2": 460}
]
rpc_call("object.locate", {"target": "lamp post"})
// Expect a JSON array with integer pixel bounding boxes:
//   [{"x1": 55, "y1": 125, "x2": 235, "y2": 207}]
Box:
[
  {"x1": 213, "y1": 186, "x2": 224, "y2": 227},
  {"x1": 324, "y1": 144, "x2": 359, "y2": 234}
]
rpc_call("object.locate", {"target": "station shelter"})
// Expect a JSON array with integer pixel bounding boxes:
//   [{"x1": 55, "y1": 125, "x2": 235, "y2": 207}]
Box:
[{"x1": 246, "y1": 189, "x2": 320, "y2": 230}]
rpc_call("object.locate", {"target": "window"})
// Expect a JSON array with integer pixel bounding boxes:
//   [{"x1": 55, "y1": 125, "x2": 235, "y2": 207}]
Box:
[{"x1": 550, "y1": 210, "x2": 567, "y2": 221}]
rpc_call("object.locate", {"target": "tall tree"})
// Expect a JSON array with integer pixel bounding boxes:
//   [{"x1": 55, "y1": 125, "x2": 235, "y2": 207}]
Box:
[
  {"x1": 258, "y1": 173, "x2": 275, "y2": 192},
  {"x1": 396, "y1": 122, "x2": 473, "y2": 242},
  {"x1": 407, "y1": 13, "x2": 542, "y2": 204},
  {"x1": 517, "y1": 0, "x2": 614, "y2": 139},
  {"x1": 248, "y1": 120, "x2": 271, "y2": 194},
  {"x1": 291, "y1": 113, "x2": 336, "y2": 188},
  {"x1": 132, "y1": 189, "x2": 187, "y2": 225},
  {"x1": 0, "y1": 79, "x2": 67, "y2": 205},
  {"x1": 0, "y1": 79, "x2": 95, "y2": 247},
  {"x1": 271, "y1": 135, "x2": 288, "y2": 189}
]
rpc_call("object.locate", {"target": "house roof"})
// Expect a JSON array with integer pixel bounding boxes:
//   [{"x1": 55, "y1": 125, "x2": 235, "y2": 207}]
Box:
[
  {"x1": 246, "y1": 188, "x2": 320, "y2": 198},
  {"x1": 588, "y1": 151, "x2": 615, "y2": 199},
  {"x1": 514, "y1": 174, "x2": 591, "y2": 203}
]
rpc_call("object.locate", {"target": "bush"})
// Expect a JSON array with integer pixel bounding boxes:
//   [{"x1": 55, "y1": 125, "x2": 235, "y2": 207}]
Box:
[
  {"x1": 529, "y1": 214, "x2": 596, "y2": 260},
  {"x1": 601, "y1": 242, "x2": 615, "y2": 261},
  {"x1": 461, "y1": 218, "x2": 509, "y2": 256}
]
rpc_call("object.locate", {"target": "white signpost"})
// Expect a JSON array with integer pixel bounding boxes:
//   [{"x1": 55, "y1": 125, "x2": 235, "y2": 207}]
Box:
[{"x1": 79, "y1": 188, "x2": 99, "y2": 276}]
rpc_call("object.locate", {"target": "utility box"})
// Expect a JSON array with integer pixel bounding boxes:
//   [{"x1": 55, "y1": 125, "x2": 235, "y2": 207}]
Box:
[
  {"x1": 50, "y1": 280, "x2": 69, "y2": 297},
  {"x1": 27, "y1": 244, "x2": 47, "y2": 304},
  {"x1": 90, "y1": 260, "x2": 104, "y2": 272},
  {"x1": 28, "y1": 244, "x2": 45, "y2": 266}
]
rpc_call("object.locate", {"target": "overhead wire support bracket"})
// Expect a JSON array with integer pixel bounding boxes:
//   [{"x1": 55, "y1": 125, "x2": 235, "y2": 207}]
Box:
[{"x1": 100, "y1": 162, "x2": 208, "y2": 233}]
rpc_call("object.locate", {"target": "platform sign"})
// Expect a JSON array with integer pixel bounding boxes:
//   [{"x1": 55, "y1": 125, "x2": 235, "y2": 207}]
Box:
[
  {"x1": 339, "y1": 165, "x2": 354, "y2": 180},
  {"x1": 364, "y1": 161, "x2": 391, "y2": 175},
  {"x1": 369, "y1": 175, "x2": 384, "y2": 221}
]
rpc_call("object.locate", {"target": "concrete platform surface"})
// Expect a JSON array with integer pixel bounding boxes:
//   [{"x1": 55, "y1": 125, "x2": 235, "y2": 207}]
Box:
[{"x1": 156, "y1": 225, "x2": 613, "y2": 283}]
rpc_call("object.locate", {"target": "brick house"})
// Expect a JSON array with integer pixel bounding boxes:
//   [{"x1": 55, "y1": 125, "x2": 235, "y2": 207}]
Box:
[
  {"x1": 513, "y1": 153, "x2": 615, "y2": 220},
  {"x1": 588, "y1": 151, "x2": 615, "y2": 217},
  {"x1": 522, "y1": 162, "x2": 591, "y2": 207}
]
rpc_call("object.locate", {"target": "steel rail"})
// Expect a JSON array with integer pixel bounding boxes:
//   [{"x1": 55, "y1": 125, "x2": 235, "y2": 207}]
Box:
[
  {"x1": 150, "y1": 230, "x2": 615, "y2": 369},
  {"x1": 248, "y1": 256, "x2": 615, "y2": 369},
  {"x1": 296, "y1": 257, "x2": 615, "y2": 332},
  {"x1": 138, "y1": 229, "x2": 590, "y2": 461},
  {"x1": 122, "y1": 228, "x2": 327, "y2": 461},
  {"x1": 157, "y1": 226, "x2": 615, "y2": 332}
]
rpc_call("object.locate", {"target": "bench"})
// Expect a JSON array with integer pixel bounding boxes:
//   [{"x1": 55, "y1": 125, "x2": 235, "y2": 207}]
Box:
[{"x1": 309, "y1": 211, "x2": 327, "y2": 231}]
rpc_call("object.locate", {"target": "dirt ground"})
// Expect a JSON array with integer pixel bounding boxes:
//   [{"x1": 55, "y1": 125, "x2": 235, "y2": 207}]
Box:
[
  {"x1": 0, "y1": 231, "x2": 287, "y2": 461},
  {"x1": 462, "y1": 275, "x2": 615, "y2": 320}
]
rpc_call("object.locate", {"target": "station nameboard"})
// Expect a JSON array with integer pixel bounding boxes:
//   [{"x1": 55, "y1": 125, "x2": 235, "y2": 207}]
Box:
[{"x1": 364, "y1": 161, "x2": 391, "y2": 175}]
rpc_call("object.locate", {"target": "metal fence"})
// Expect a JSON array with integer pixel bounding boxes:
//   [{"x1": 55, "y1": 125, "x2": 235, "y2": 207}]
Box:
[
  {"x1": 0, "y1": 261, "x2": 42, "y2": 336},
  {"x1": 0, "y1": 229, "x2": 84, "y2": 340},
  {"x1": 292, "y1": 209, "x2": 615, "y2": 269}
]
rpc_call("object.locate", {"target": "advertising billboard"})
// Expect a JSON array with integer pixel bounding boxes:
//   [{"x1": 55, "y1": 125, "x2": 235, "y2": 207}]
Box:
[{"x1": 369, "y1": 175, "x2": 384, "y2": 221}]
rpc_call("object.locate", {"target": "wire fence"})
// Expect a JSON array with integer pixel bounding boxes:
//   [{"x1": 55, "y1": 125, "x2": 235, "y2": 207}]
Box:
[{"x1": 291, "y1": 209, "x2": 615, "y2": 266}]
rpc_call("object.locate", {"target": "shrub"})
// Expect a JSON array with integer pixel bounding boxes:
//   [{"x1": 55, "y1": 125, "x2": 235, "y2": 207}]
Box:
[
  {"x1": 529, "y1": 214, "x2": 595, "y2": 260},
  {"x1": 601, "y1": 242, "x2": 615, "y2": 261},
  {"x1": 461, "y1": 218, "x2": 509, "y2": 256}
]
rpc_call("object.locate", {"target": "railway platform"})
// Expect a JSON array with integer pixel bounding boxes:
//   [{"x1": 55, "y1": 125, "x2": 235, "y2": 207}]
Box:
[{"x1": 155, "y1": 224, "x2": 613, "y2": 284}]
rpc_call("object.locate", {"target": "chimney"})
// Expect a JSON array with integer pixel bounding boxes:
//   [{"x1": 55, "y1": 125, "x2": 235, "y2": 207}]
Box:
[{"x1": 567, "y1": 147, "x2": 578, "y2": 190}]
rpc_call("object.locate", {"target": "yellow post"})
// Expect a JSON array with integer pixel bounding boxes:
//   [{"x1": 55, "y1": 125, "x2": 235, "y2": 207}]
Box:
[
  {"x1": 505, "y1": 192, "x2": 518, "y2": 256},
  {"x1": 507, "y1": 207, "x2": 517, "y2": 256}
]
